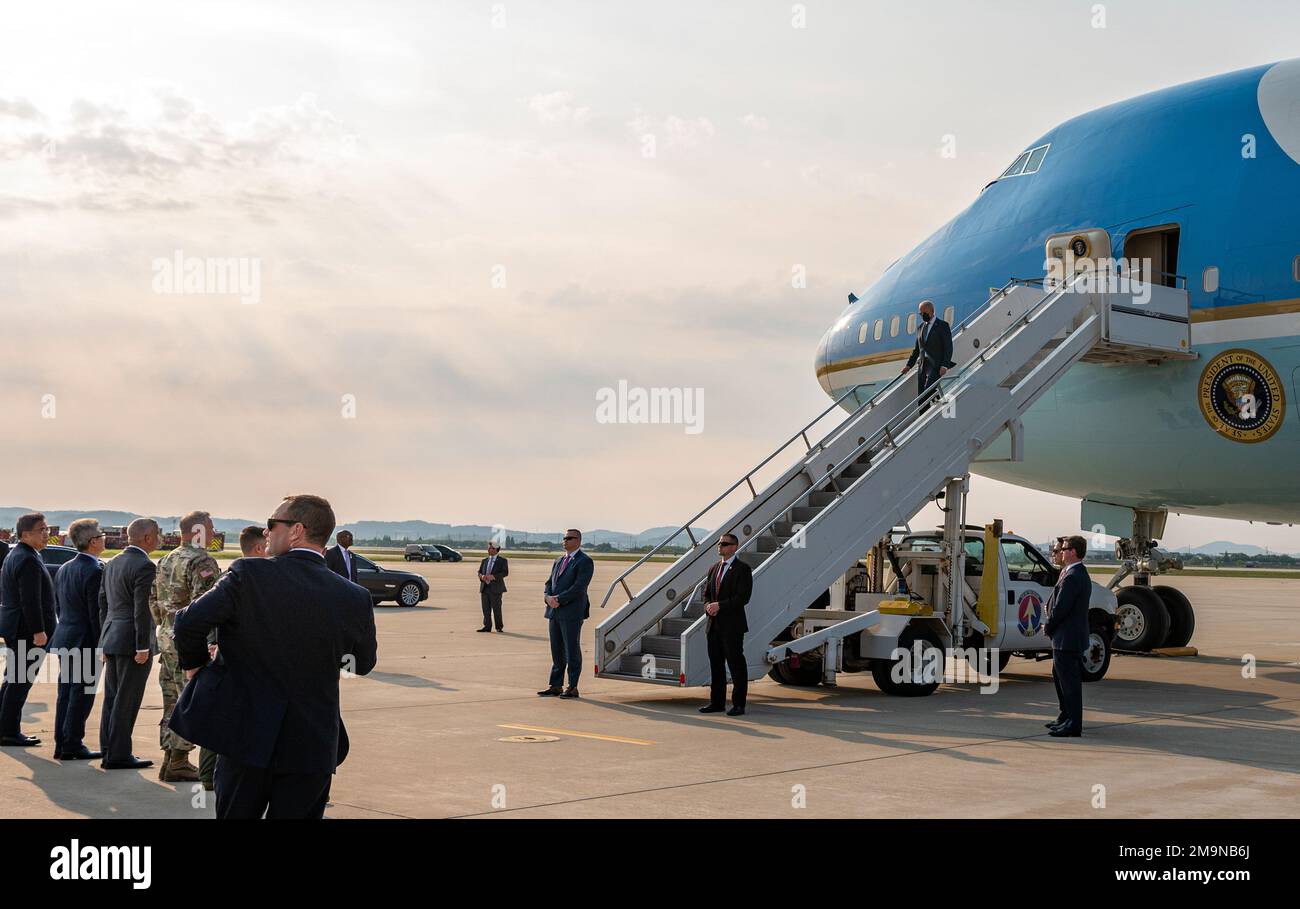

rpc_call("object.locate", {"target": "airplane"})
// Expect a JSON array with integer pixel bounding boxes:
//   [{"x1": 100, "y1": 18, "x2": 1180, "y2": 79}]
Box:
[{"x1": 816, "y1": 58, "x2": 1299, "y2": 558}]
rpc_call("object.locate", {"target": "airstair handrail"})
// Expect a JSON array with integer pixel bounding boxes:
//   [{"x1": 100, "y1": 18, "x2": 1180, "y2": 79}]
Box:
[
  {"x1": 730, "y1": 272, "x2": 1094, "y2": 576},
  {"x1": 595, "y1": 276, "x2": 1048, "y2": 615}
]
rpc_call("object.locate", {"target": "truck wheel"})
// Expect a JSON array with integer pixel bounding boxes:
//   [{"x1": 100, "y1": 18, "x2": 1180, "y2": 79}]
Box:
[
  {"x1": 963, "y1": 646, "x2": 1010, "y2": 674},
  {"x1": 1081, "y1": 621, "x2": 1112, "y2": 682},
  {"x1": 1114, "y1": 586, "x2": 1169, "y2": 652},
  {"x1": 767, "y1": 656, "x2": 823, "y2": 686},
  {"x1": 872, "y1": 629, "x2": 943, "y2": 696},
  {"x1": 1153, "y1": 585, "x2": 1195, "y2": 648}
]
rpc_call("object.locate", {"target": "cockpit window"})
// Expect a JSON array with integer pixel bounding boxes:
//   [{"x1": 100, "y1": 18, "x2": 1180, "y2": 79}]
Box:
[{"x1": 997, "y1": 143, "x2": 1050, "y2": 180}]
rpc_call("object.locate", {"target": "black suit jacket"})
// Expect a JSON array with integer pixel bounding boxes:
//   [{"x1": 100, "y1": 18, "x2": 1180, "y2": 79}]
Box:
[
  {"x1": 50, "y1": 554, "x2": 103, "y2": 650},
  {"x1": 98, "y1": 547, "x2": 158, "y2": 656},
  {"x1": 0, "y1": 542, "x2": 56, "y2": 643},
  {"x1": 478, "y1": 555, "x2": 508, "y2": 594},
  {"x1": 1044, "y1": 563, "x2": 1091, "y2": 652},
  {"x1": 0, "y1": 539, "x2": 9, "y2": 572},
  {"x1": 704, "y1": 557, "x2": 752, "y2": 635},
  {"x1": 324, "y1": 545, "x2": 359, "y2": 583},
  {"x1": 905, "y1": 317, "x2": 955, "y2": 379},
  {"x1": 169, "y1": 549, "x2": 377, "y2": 774}
]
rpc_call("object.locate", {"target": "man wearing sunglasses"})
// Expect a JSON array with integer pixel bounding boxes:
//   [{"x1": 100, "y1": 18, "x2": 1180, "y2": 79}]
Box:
[
  {"x1": 699, "y1": 533, "x2": 753, "y2": 717},
  {"x1": 0, "y1": 512, "x2": 57, "y2": 746},
  {"x1": 50, "y1": 518, "x2": 107, "y2": 760},
  {"x1": 170, "y1": 494, "x2": 377, "y2": 818},
  {"x1": 538, "y1": 529, "x2": 593, "y2": 699},
  {"x1": 1044, "y1": 535, "x2": 1091, "y2": 738}
]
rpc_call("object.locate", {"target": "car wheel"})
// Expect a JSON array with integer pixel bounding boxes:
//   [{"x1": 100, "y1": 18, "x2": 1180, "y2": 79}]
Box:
[
  {"x1": 398, "y1": 582, "x2": 422, "y2": 607},
  {"x1": 1114, "y1": 586, "x2": 1170, "y2": 652},
  {"x1": 1081, "y1": 621, "x2": 1112, "y2": 682},
  {"x1": 871, "y1": 628, "x2": 943, "y2": 696}
]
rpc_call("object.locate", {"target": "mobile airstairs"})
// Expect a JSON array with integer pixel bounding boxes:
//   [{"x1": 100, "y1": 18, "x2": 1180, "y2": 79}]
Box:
[{"x1": 594, "y1": 270, "x2": 1194, "y2": 687}]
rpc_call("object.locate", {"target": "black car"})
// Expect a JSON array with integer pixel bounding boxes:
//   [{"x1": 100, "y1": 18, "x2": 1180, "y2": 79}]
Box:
[
  {"x1": 352, "y1": 553, "x2": 430, "y2": 607},
  {"x1": 432, "y1": 545, "x2": 462, "y2": 563},
  {"x1": 40, "y1": 545, "x2": 81, "y2": 570}
]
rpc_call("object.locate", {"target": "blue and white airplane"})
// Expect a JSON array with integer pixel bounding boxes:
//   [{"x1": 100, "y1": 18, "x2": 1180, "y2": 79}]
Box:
[{"x1": 816, "y1": 59, "x2": 1300, "y2": 546}]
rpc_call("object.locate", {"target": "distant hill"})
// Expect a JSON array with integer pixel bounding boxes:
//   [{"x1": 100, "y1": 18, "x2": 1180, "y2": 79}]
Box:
[
  {"x1": 1170, "y1": 540, "x2": 1284, "y2": 557},
  {"x1": 0, "y1": 507, "x2": 704, "y2": 550}
]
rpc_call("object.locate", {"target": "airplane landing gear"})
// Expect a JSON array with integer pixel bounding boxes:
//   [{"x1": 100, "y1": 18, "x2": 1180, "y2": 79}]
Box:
[{"x1": 1105, "y1": 508, "x2": 1195, "y2": 651}]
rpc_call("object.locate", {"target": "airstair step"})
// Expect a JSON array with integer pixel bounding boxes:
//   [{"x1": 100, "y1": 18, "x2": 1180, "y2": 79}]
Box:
[
  {"x1": 660, "y1": 616, "x2": 696, "y2": 635},
  {"x1": 789, "y1": 506, "x2": 820, "y2": 523},
  {"x1": 808, "y1": 491, "x2": 836, "y2": 506},
  {"x1": 616, "y1": 652, "x2": 681, "y2": 679},
  {"x1": 641, "y1": 634, "x2": 680, "y2": 656}
]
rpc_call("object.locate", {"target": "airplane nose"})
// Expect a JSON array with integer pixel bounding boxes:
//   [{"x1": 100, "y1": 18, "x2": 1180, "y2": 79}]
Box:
[{"x1": 815, "y1": 327, "x2": 834, "y2": 397}]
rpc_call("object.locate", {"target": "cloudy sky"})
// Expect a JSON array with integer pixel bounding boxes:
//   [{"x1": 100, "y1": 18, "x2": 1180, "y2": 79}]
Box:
[{"x1": 2, "y1": 0, "x2": 1299, "y2": 549}]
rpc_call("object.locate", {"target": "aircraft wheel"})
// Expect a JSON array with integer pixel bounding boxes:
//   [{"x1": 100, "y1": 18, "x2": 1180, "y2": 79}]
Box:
[
  {"x1": 1153, "y1": 585, "x2": 1195, "y2": 648},
  {"x1": 1114, "y1": 586, "x2": 1169, "y2": 652}
]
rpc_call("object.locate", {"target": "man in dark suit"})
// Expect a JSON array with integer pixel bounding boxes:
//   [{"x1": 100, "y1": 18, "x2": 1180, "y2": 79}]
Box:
[
  {"x1": 324, "y1": 530, "x2": 359, "y2": 583},
  {"x1": 170, "y1": 494, "x2": 377, "y2": 819},
  {"x1": 50, "y1": 518, "x2": 106, "y2": 759},
  {"x1": 0, "y1": 537, "x2": 9, "y2": 572},
  {"x1": 538, "y1": 529, "x2": 593, "y2": 699},
  {"x1": 900, "y1": 299, "x2": 954, "y2": 408},
  {"x1": 1044, "y1": 534, "x2": 1091, "y2": 738},
  {"x1": 476, "y1": 542, "x2": 508, "y2": 632},
  {"x1": 98, "y1": 518, "x2": 161, "y2": 769},
  {"x1": 699, "y1": 533, "x2": 754, "y2": 717},
  {"x1": 0, "y1": 513, "x2": 57, "y2": 746}
]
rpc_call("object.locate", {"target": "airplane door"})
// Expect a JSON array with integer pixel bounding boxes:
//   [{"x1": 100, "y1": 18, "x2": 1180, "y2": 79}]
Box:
[{"x1": 999, "y1": 539, "x2": 1056, "y2": 649}]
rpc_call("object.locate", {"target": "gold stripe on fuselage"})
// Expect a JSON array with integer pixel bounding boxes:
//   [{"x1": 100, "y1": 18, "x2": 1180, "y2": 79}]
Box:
[{"x1": 816, "y1": 297, "x2": 1300, "y2": 380}]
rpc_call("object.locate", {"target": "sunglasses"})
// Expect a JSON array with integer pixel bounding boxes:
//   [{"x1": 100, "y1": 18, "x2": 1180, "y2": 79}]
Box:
[
  {"x1": 719, "y1": 540, "x2": 738, "y2": 547},
  {"x1": 266, "y1": 518, "x2": 299, "y2": 532},
  {"x1": 562, "y1": 536, "x2": 578, "y2": 542}
]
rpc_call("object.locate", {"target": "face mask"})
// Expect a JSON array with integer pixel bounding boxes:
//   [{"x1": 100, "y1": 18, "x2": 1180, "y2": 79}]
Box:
[{"x1": 921, "y1": 311, "x2": 932, "y2": 323}]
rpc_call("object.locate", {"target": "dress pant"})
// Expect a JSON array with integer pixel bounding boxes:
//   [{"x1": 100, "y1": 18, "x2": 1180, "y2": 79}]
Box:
[
  {"x1": 917, "y1": 368, "x2": 942, "y2": 412},
  {"x1": 199, "y1": 747, "x2": 219, "y2": 782},
  {"x1": 707, "y1": 626, "x2": 747, "y2": 710},
  {"x1": 0, "y1": 635, "x2": 47, "y2": 738},
  {"x1": 1052, "y1": 649, "x2": 1084, "y2": 729},
  {"x1": 480, "y1": 590, "x2": 503, "y2": 630},
  {"x1": 547, "y1": 617, "x2": 583, "y2": 689},
  {"x1": 214, "y1": 755, "x2": 332, "y2": 819},
  {"x1": 99, "y1": 653, "x2": 153, "y2": 761},
  {"x1": 54, "y1": 647, "x2": 98, "y2": 752}
]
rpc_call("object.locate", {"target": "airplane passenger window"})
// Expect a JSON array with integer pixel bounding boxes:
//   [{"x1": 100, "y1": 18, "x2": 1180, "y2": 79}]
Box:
[
  {"x1": 1203, "y1": 266, "x2": 1219, "y2": 294},
  {"x1": 889, "y1": 315, "x2": 900, "y2": 337},
  {"x1": 874, "y1": 319, "x2": 883, "y2": 341},
  {"x1": 1294, "y1": 256, "x2": 1300, "y2": 282},
  {"x1": 943, "y1": 306, "x2": 955, "y2": 325},
  {"x1": 858, "y1": 322, "x2": 869, "y2": 344},
  {"x1": 907, "y1": 313, "x2": 917, "y2": 334}
]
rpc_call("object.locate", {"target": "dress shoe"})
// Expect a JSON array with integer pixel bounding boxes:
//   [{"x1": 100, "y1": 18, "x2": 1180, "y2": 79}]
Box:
[
  {"x1": 1048, "y1": 722, "x2": 1081, "y2": 738},
  {"x1": 726, "y1": 707, "x2": 745, "y2": 717},
  {"x1": 476, "y1": 627, "x2": 491, "y2": 633},
  {"x1": 537, "y1": 687, "x2": 562, "y2": 697},
  {"x1": 495, "y1": 627, "x2": 504, "y2": 633},
  {"x1": 559, "y1": 688, "x2": 580, "y2": 699},
  {"x1": 56, "y1": 746, "x2": 101, "y2": 760},
  {"x1": 101, "y1": 756, "x2": 155, "y2": 770},
  {"x1": 698, "y1": 704, "x2": 726, "y2": 714},
  {"x1": 1044, "y1": 720, "x2": 1066, "y2": 729},
  {"x1": 0, "y1": 734, "x2": 41, "y2": 747}
]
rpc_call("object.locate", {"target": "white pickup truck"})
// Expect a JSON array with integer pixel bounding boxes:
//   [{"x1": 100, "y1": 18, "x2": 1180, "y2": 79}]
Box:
[{"x1": 766, "y1": 526, "x2": 1119, "y2": 696}]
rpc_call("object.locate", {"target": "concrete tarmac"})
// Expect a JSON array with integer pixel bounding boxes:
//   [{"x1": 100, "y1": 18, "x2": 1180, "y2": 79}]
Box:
[{"x1": 2, "y1": 559, "x2": 1298, "y2": 818}]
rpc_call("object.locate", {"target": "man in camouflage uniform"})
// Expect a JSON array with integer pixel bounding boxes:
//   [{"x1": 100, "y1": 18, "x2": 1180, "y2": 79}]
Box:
[{"x1": 153, "y1": 510, "x2": 221, "y2": 784}]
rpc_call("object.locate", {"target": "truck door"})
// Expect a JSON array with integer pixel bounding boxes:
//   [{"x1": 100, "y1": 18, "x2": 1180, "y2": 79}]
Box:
[{"x1": 1000, "y1": 538, "x2": 1057, "y2": 649}]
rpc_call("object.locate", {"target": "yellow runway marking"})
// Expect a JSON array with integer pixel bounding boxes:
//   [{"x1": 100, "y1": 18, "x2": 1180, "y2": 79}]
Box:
[{"x1": 498, "y1": 723, "x2": 656, "y2": 746}]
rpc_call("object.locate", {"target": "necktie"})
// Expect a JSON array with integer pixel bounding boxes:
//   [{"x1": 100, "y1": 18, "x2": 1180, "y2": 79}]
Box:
[
  {"x1": 556, "y1": 554, "x2": 570, "y2": 580},
  {"x1": 717, "y1": 559, "x2": 729, "y2": 589},
  {"x1": 487, "y1": 556, "x2": 494, "y2": 574}
]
